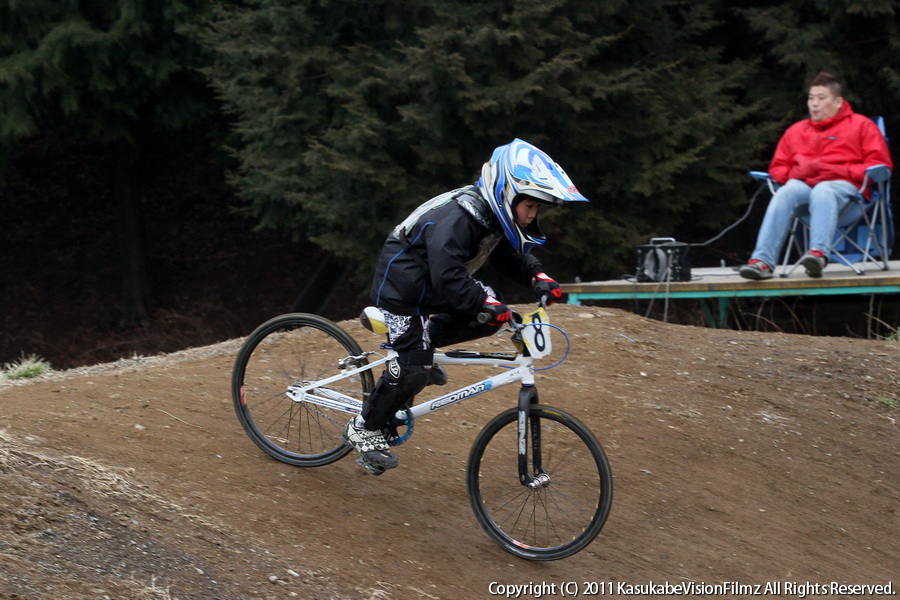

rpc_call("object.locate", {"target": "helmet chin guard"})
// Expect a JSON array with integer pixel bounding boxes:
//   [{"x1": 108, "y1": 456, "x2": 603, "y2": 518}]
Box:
[{"x1": 477, "y1": 139, "x2": 588, "y2": 254}]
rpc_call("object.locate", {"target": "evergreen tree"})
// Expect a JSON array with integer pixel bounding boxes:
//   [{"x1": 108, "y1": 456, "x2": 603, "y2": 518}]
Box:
[
  {"x1": 736, "y1": 0, "x2": 900, "y2": 138},
  {"x1": 204, "y1": 0, "x2": 432, "y2": 262},
  {"x1": 371, "y1": 0, "x2": 771, "y2": 278},
  {"x1": 206, "y1": 0, "x2": 775, "y2": 285},
  {"x1": 0, "y1": 0, "x2": 215, "y2": 322}
]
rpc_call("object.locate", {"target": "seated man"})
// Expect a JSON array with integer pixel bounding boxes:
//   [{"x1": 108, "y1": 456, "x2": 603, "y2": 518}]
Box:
[{"x1": 740, "y1": 71, "x2": 892, "y2": 280}]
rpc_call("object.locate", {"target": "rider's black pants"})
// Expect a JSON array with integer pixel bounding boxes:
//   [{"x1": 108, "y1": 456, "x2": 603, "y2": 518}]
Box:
[{"x1": 360, "y1": 312, "x2": 501, "y2": 431}]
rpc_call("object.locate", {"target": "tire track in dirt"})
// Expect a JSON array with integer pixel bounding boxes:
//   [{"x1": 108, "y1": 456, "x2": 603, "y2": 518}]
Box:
[{"x1": 2, "y1": 305, "x2": 897, "y2": 599}]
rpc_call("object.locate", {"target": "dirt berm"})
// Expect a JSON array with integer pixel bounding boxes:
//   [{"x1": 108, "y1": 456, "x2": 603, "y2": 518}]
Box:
[{"x1": 1, "y1": 304, "x2": 897, "y2": 599}]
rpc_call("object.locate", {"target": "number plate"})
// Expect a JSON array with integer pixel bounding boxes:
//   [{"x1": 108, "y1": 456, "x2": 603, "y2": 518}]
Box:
[{"x1": 521, "y1": 307, "x2": 552, "y2": 358}]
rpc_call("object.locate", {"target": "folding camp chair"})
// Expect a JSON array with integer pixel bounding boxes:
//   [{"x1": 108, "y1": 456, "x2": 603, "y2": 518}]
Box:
[{"x1": 749, "y1": 116, "x2": 893, "y2": 277}]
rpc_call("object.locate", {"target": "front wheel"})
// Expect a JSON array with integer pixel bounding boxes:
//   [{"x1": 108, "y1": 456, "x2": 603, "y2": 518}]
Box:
[
  {"x1": 467, "y1": 405, "x2": 612, "y2": 560},
  {"x1": 231, "y1": 313, "x2": 374, "y2": 466}
]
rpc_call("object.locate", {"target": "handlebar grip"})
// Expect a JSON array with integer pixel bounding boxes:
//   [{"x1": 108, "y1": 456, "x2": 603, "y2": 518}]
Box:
[
  {"x1": 473, "y1": 309, "x2": 523, "y2": 328},
  {"x1": 467, "y1": 312, "x2": 492, "y2": 328}
]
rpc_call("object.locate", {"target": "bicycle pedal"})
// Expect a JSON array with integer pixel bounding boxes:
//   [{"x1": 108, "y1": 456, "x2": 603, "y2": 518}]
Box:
[{"x1": 356, "y1": 456, "x2": 386, "y2": 476}]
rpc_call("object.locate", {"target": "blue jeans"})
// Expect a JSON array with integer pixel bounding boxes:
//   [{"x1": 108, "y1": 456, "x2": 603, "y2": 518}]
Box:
[{"x1": 751, "y1": 179, "x2": 860, "y2": 268}]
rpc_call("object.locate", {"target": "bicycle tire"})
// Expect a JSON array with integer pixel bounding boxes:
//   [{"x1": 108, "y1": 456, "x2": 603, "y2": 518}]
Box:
[
  {"x1": 231, "y1": 313, "x2": 374, "y2": 466},
  {"x1": 467, "y1": 405, "x2": 612, "y2": 560}
]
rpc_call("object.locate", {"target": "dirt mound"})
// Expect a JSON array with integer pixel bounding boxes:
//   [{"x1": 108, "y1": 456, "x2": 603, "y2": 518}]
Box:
[{"x1": 1, "y1": 305, "x2": 897, "y2": 600}]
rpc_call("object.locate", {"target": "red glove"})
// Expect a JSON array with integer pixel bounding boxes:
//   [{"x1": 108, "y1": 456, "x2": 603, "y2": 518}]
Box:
[
  {"x1": 482, "y1": 296, "x2": 511, "y2": 325},
  {"x1": 532, "y1": 272, "x2": 562, "y2": 305}
]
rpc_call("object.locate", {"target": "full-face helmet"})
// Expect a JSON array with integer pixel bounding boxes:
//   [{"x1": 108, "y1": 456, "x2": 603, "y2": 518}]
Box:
[{"x1": 476, "y1": 138, "x2": 588, "y2": 254}]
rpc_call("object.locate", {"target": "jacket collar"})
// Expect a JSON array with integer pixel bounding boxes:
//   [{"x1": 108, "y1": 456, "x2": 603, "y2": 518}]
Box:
[
  {"x1": 455, "y1": 186, "x2": 496, "y2": 229},
  {"x1": 809, "y1": 100, "x2": 854, "y2": 130}
]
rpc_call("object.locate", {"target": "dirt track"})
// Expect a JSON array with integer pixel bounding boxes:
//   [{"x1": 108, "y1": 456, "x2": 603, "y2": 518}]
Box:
[{"x1": 1, "y1": 304, "x2": 897, "y2": 600}]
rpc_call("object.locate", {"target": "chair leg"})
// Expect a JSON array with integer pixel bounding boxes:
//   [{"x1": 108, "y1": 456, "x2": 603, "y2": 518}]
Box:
[
  {"x1": 773, "y1": 193, "x2": 891, "y2": 278},
  {"x1": 779, "y1": 217, "x2": 806, "y2": 278},
  {"x1": 828, "y1": 198, "x2": 892, "y2": 275}
]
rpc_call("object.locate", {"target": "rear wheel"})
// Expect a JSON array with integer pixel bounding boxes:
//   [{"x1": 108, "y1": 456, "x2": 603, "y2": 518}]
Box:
[
  {"x1": 467, "y1": 405, "x2": 612, "y2": 560},
  {"x1": 231, "y1": 313, "x2": 374, "y2": 466}
]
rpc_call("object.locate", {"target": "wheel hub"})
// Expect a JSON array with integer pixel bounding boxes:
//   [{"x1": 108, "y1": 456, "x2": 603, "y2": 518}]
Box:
[{"x1": 528, "y1": 473, "x2": 552, "y2": 489}]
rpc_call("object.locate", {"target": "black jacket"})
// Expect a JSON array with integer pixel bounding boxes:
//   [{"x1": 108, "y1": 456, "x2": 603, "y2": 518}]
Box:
[{"x1": 370, "y1": 186, "x2": 542, "y2": 316}]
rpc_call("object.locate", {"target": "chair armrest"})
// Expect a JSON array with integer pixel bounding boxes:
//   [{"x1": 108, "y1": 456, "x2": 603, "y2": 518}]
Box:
[
  {"x1": 749, "y1": 171, "x2": 778, "y2": 194},
  {"x1": 865, "y1": 164, "x2": 891, "y2": 183},
  {"x1": 858, "y1": 164, "x2": 892, "y2": 195}
]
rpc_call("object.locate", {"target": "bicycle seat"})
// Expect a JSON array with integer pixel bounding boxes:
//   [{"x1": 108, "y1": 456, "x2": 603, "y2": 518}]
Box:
[{"x1": 359, "y1": 306, "x2": 388, "y2": 334}]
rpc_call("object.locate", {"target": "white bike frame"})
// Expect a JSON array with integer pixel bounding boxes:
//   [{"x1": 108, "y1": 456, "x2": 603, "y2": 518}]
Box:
[
  {"x1": 285, "y1": 348, "x2": 536, "y2": 420},
  {"x1": 284, "y1": 306, "x2": 553, "y2": 421},
  {"x1": 285, "y1": 306, "x2": 560, "y2": 488}
]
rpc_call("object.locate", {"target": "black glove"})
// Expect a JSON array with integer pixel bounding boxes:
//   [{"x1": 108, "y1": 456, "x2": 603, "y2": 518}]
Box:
[
  {"x1": 481, "y1": 296, "x2": 511, "y2": 325},
  {"x1": 532, "y1": 272, "x2": 562, "y2": 305}
]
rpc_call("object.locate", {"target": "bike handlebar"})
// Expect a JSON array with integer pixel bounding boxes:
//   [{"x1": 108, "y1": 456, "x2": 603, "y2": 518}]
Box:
[
  {"x1": 474, "y1": 310, "x2": 523, "y2": 326},
  {"x1": 475, "y1": 299, "x2": 548, "y2": 327}
]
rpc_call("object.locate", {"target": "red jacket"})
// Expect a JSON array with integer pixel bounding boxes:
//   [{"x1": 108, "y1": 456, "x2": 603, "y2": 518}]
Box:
[{"x1": 768, "y1": 101, "x2": 892, "y2": 198}]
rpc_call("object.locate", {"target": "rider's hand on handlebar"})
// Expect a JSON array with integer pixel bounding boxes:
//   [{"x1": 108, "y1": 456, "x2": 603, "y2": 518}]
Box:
[
  {"x1": 532, "y1": 272, "x2": 562, "y2": 306},
  {"x1": 482, "y1": 296, "x2": 512, "y2": 325}
]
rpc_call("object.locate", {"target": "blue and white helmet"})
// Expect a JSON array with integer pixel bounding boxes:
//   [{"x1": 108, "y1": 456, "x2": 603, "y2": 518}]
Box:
[{"x1": 476, "y1": 138, "x2": 588, "y2": 254}]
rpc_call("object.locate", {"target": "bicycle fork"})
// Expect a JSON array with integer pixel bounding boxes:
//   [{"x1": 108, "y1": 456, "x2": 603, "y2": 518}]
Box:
[{"x1": 518, "y1": 385, "x2": 549, "y2": 489}]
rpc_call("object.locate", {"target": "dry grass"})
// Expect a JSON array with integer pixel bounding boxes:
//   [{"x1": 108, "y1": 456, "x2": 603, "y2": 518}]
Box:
[{"x1": 1, "y1": 353, "x2": 52, "y2": 380}]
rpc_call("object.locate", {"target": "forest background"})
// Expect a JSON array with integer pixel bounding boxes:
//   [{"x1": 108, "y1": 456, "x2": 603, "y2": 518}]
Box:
[{"x1": 1, "y1": 0, "x2": 898, "y2": 369}]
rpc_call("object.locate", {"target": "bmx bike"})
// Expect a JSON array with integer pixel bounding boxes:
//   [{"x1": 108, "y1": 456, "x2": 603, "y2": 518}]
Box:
[{"x1": 231, "y1": 304, "x2": 612, "y2": 560}]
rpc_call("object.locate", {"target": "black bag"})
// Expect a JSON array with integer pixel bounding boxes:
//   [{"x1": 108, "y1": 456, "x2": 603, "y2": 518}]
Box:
[{"x1": 635, "y1": 237, "x2": 691, "y2": 282}]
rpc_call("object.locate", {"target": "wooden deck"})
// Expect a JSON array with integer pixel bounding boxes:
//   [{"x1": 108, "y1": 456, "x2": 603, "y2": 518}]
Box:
[{"x1": 561, "y1": 260, "x2": 900, "y2": 327}]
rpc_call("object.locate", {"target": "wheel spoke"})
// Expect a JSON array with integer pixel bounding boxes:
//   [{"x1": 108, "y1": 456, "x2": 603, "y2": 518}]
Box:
[
  {"x1": 232, "y1": 314, "x2": 373, "y2": 466},
  {"x1": 467, "y1": 406, "x2": 612, "y2": 560}
]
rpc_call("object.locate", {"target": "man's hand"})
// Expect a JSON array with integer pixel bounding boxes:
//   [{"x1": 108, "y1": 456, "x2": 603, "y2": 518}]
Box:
[
  {"x1": 793, "y1": 158, "x2": 822, "y2": 180},
  {"x1": 532, "y1": 272, "x2": 562, "y2": 305},
  {"x1": 794, "y1": 158, "x2": 850, "y2": 182},
  {"x1": 482, "y1": 296, "x2": 511, "y2": 325},
  {"x1": 817, "y1": 162, "x2": 849, "y2": 182}
]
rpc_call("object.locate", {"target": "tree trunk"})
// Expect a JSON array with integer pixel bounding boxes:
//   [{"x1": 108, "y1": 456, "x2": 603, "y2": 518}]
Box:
[
  {"x1": 291, "y1": 252, "x2": 348, "y2": 315},
  {"x1": 113, "y1": 142, "x2": 152, "y2": 325}
]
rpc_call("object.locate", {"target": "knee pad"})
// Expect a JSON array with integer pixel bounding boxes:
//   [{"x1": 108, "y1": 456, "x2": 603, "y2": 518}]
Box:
[{"x1": 362, "y1": 360, "x2": 431, "y2": 430}]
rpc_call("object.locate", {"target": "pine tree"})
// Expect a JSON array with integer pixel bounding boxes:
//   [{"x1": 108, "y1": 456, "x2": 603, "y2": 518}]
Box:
[
  {"x1": 736, "y1": 0, "x2": 900, "y2": 136},
  {"x1": 207, "y1": 0, "x2": 773, "y2": 283},
  {"x1": 0, "y1": 0, "x2": 216, "y2": 322},
  {"x1": 384, "y1": 0, "x2": 771, "y2": 278}
]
